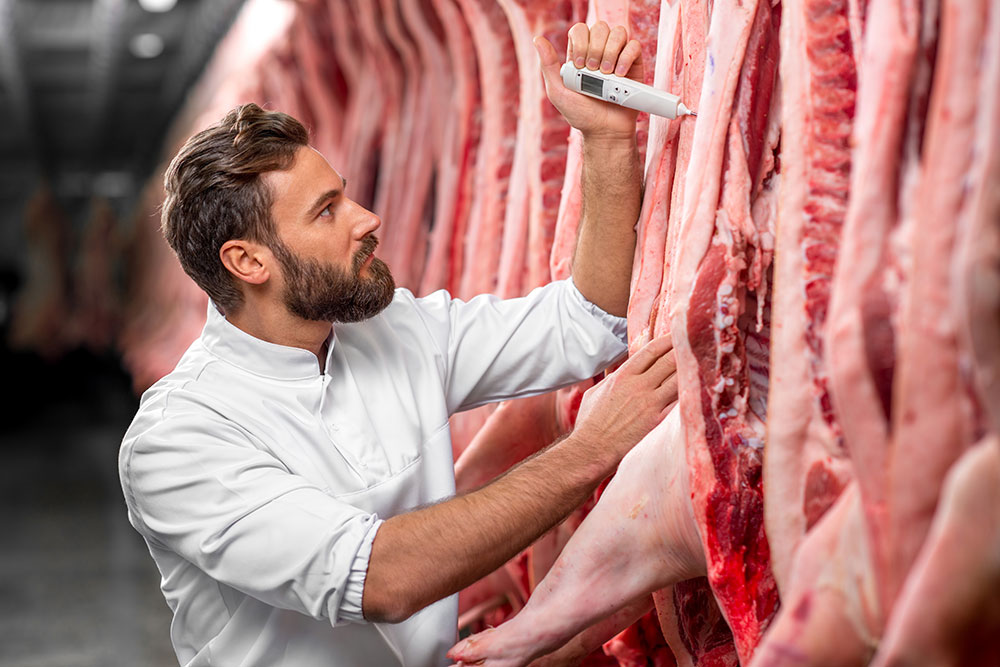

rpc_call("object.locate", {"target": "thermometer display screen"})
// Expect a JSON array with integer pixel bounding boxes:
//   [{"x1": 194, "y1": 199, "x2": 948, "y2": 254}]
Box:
[{"x1": 580, "y1": 72, "x2": 605, "y2": 97}]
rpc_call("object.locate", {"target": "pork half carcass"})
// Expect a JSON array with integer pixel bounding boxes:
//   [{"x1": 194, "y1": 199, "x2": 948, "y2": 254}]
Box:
[
  {"x1": 763, "y1": 0, "x2": 858, "y2": 596},
  {"x1": 449, "y1": 1, "x2": 783, "y2": 664}
]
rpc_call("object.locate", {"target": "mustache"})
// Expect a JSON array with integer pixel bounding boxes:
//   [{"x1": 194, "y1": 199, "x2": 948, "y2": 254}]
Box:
[{"x1": 353, "y1": 234, "x2": 379, "y2": 272}]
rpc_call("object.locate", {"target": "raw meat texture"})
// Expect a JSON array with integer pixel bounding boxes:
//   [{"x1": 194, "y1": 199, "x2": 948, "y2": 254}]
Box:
[
  {"x1": 880, "y1": 0, "x2": 982, "y2": 612},
  {"x1": 420, "y1": 0, "x2": 481, "y2": 296},
  {"x1": 290, "y1": 5, "x2": 346, "y2": 167},
  {"x1": 448, "y1": 410, "x2": 706, "y2": 667},
  {"x1": 97, "y1": 0, "x2": 1000, "y2": 662},
  {"x1": 495, "y1": 0, "x2": 584, "y2": 298},
  {"x1": 602, "y1": 608, "x2": 676, "y2": 666},
  {"x1": 746, "y1": 484, "x2": 880, "y2": 667},
  {"x1": 353, "y1": 0, "x2": 408, "y2": 272},
  {"x1": 763, "y1": 0, "x2": 858, "y2": 594},
  {"x1": 376, "y1": 0, "x2": 439, "y2": 289},
  {"x1": 8, "y1": 186, "x2": 74, "y2": 361},
  {"x1": 523, "y1": 597, "x2": 657, "y2": 666},
  {"x1": 824, "y1": 0, "x2": 918, "y2": 587},
  {"x1": 666, "y1": 0, "x2": 781, "y2": 660},
  {"x1": 455, "y1": 0, "x2": 520, "y2": 297},
  {"x1": 337, "y1": 0, "x2": 389, "y2": 210},
  {"x1": 626, "y1": 0, "x2": 682, "y2": 352},
  {"x1": 870, "y1": 438, "x2": 1000, "y2": 667}
]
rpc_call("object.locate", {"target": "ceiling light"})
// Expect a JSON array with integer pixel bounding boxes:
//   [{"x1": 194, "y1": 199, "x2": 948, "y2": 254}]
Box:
[
  {"x1": 137, "y1": 0, "x2": 178, "y2": 12},
  {"x1": 130, "y1": 32, "x2": 164, "y2": 58}
]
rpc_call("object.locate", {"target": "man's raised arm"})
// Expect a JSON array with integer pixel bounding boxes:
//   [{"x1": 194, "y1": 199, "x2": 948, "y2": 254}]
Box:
[{"x1": 535, "y1": 22, "x2": 645, "y2": 318}]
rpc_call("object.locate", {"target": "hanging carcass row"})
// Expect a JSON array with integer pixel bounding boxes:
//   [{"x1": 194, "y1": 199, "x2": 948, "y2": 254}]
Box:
[
  {"x1": 119, "y1": 0, "x2": 1000, "y2": 663},
  {"x1": 448, "y1": 0, "x2": 1000, "y2": 665}
]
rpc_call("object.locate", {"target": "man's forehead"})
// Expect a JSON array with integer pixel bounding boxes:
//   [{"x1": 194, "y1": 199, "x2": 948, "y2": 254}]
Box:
[{"x1": 264, "y1": 146, "x2": 344, "y2": 209}]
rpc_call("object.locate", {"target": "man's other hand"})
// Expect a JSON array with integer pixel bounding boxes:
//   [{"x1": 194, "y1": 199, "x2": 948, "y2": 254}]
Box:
[
  {"x1": 534, "y1": 22, "x2": 645, "y2": 142},
  {"x1": 573, "y1": 335, "x2": 678, "y2": 466}
]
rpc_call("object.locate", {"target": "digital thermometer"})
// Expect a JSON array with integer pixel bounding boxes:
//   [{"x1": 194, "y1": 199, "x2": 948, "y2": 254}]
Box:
[{"x1": 560, "y1": 62, "x2": 696, "y2": 120}]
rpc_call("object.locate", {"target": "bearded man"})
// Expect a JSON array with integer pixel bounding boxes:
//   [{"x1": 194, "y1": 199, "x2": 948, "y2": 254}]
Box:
[{"x1": 119, "y1": 23, "x2": 678, "y2": 667}]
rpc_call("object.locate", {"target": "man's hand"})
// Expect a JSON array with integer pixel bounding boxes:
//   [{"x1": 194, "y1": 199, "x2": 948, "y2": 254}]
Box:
[
  {"x1": 573, "y1": 335, "x2": 679, "y2": 467},
  {"x1": 534, "y1": 22, "x2": 645, "y2": 142}
]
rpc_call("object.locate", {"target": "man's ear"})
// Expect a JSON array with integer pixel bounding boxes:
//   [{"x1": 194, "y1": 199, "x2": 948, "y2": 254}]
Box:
[{"x1": 220, "y1": 239, "x2": 271, "y2": 286}]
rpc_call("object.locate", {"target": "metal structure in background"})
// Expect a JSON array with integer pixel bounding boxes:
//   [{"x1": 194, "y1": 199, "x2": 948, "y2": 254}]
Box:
[{"x1": 0, "y1": 0, "x2": 246, "y2": 243}]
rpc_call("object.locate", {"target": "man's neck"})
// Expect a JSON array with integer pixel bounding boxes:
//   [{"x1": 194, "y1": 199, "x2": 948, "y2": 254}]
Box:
[{"x1": 224, "y1": 300, "x2": 332, "y2": 369}]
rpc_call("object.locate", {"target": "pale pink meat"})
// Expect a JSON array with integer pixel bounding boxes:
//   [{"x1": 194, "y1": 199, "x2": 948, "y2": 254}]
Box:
[
  {"x1": 881, "y1": 0, "x2": 983, "y2": 611},
  {"x1": 824, "y1": 0, "x2": 918, "y2": 563},
  {"x1": 747, "y1": 484, "x2": 880, "y2": 667},
  {"x1": 494, "y1": 0, "x2": 584, "y2": 298},
  {"x1": 420, "y1": 0, "x2": 481, "y2": 296},
  {"x1": 626, "y1": 0, "x2": 682, "y2": 353},
  {"x1": 455, "y1": 0, "x2": 520, "y2": 298},
  {"x1": 763, "y1": 0, "x2": 858, "y2": 594},
  {"x1": 953, "y1": 0, "x2": 1000, "y2": 434},
  {"x1": 330, "y1": 0, "x2": 382, "y2": 208},
  {"x1": 70, "y1": 198, "x2": 121, "y2": 353},
  {"x1": 871, "y1": 438, "x2": 1000, "y2": 667},
  {"x1": 290, "y1": 5, "x2": 346, "y2": 168},
  {"x1": 448, "y1": 410, "x2": 706, "y2": 667}
]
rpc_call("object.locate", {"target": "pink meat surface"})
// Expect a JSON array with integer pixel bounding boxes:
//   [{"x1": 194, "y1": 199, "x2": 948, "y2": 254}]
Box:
[
  {"x1": 448, "y1": 410, "x2": 707, "y2": 667},
  {"x1": 666, "y1": 0, "x2": 781, "y2": 660},
  {"x1": 420, "y1": 0, "x2": 481, "y2": 296},
  {"x1": 494, "y1": 0, "x2": 584, "y2": 297},
  {"x1": 291, "y1": 4, "x2": 346, "y2": 169},
  {"x1": 331, "y1": 0, "x2": 383, "y2": 208},
  {"x1": 626, "y1": 0, "x2": 682, "y2": 352},
  {"x1": 763, "y1": 0, "x2": 858, "y2": 594},
  {"x1": 454, "y1": 0, "x2": 520, "y2": 298}
]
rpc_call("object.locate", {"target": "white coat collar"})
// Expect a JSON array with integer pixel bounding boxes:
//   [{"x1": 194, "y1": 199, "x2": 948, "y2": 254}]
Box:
[{"x1": 200, "y1": 302, "x2": 336, "y2": 380}]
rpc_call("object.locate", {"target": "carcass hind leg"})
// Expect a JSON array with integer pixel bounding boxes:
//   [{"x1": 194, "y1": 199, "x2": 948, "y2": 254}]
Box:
[{"x1": 448, "y1": 409, "x2": 704, "y2": 667}]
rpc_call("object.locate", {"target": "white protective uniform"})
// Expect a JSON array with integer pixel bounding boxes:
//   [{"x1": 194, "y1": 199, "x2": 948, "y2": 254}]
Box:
[{"x1": 119, "y1": 279, "x2": 627, "y2": 667}]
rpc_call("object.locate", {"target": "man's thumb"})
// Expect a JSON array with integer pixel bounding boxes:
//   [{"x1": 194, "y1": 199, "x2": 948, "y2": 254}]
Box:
[{"x1": 533, "y1": 36, "x2": 560, "y2": 78}]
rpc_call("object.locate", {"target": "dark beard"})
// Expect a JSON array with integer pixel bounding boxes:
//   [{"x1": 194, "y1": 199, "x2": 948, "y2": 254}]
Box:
[{"x1": 272, "y1": 234, "x2": 396, "y2": 323}]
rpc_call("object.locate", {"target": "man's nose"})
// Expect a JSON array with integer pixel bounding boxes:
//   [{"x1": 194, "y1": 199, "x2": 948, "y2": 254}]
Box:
[{"x1": 354, "y1": 202, "x2": 381, "y2": 237}]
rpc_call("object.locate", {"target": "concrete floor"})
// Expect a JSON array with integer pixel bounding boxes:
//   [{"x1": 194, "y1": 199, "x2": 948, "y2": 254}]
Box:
[{"x1": 0, "y1": 351, "x2": 177, "y2": 667}]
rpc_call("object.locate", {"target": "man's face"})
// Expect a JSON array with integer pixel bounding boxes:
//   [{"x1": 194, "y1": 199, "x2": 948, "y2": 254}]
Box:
[{"x1": 264, "y1": 147, "x2": 395, "y2": 323}]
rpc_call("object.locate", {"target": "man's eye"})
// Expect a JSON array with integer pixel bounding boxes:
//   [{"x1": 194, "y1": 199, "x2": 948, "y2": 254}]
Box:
[{"x1": 319, "y1": 203, "x2": 334, "y2": 218}]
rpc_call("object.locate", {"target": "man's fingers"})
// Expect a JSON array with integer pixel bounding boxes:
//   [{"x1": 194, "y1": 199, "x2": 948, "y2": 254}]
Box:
[
  {"x1": 644, "y1": 348, "x2": 678, "y2": 387},
  {"x1": 585, "y1": 21, "x2": 610, "y2": 70},
  {"x1": 616, "y1": 39, "x2": 643, "y2": 78},
  {"x1": 620, "y1": 334, "x2": 673, "y2": 375},
  {"x1": 567, "y1": 22, "x2": 589, "y2": 67},
  {"x1": 657, "y1": 373, "x2": 679, "y2": 402},
  {"x1": 601, "y1": 25, "x2": 629, "y2": 73}
]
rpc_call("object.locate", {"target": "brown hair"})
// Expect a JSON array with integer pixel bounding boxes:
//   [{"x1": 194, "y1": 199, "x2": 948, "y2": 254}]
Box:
[{"x1": 161, "y1": 103, "x2": 309, "y2": 312}]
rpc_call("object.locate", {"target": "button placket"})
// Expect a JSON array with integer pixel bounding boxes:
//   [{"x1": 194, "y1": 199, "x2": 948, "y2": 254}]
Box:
[{"x1": 319, "y1": 373, "x2": 367, "y2": 484}]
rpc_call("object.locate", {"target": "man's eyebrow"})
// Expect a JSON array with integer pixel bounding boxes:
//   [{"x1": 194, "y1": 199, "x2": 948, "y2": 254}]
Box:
[{"x1": 307, "y1": 177, "x2": 348, "y2": 216}]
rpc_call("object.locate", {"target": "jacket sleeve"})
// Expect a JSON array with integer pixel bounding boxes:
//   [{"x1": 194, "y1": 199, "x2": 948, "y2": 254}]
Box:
[
  {"x1": 410, "y1": 278, "x2": 628, "y2": 414},
  {"x1": 120, "y1": 410, "x2": 382, "y2": 627}
]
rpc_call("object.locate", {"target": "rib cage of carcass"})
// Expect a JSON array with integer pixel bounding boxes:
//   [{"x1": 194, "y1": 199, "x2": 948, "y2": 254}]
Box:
[{"x1": 117, "y1": 0, "x2": 1000, "y2": 663}]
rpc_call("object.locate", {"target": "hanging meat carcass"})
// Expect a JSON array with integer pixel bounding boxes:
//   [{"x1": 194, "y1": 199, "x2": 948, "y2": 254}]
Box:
[{"x1": 120, "y1": 0, "x2": 1000, "y2": 663}]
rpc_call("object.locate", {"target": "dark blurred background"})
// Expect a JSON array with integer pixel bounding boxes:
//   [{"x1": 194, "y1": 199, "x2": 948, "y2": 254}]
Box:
[{"x1": 0, "y1": 1, "x2": 256, "y2": 664}]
